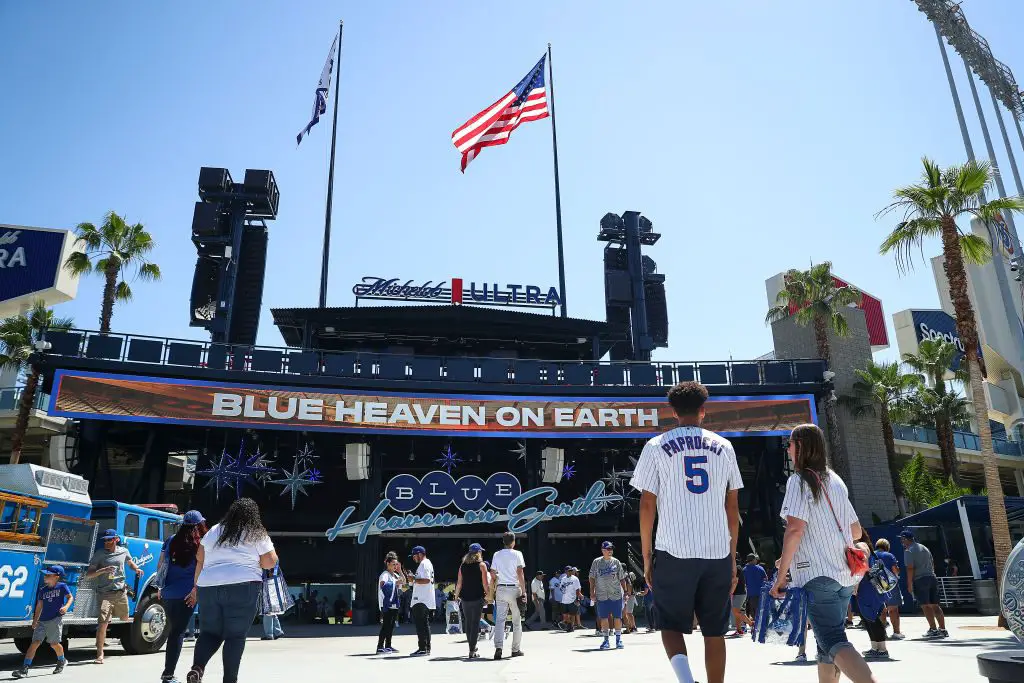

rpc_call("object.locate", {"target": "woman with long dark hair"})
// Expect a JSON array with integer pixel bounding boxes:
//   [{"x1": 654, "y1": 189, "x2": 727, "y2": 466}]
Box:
[
  {"x1": 187, "y1": 498, "x2": 277, "y2": 683},
  {"x1": 453, "y1": 543, "x2": 490, "y2": 659},
  {"x1": 770, "y1": 424, "x2": 876, "y2": 683},
  {"x1": 158, "y1": 510, "x2": 208, "y2": 683},
  {"x1": 376, "y1": 552, "x2": 405, "y2": 653}
]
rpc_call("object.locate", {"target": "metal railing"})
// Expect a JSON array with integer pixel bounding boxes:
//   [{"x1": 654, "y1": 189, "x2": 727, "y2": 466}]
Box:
[
  {"x1": 38, "y1": 328, "x2": 827, "y2": 389},
  {"x1": 0, "y1": 387, "x2": 51, "y2": 413},
  {"x1": 937, "y1": 576, "x2": 976, "y2": 608},
  {"x1": 892, "y1": 423, "x2": 1024, "y2": 458}
]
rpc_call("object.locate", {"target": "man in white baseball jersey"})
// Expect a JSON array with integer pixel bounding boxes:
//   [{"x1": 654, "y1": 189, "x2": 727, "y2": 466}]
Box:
[{"x1": 630, "y1": 381, "x2": 742, "y2": 683}]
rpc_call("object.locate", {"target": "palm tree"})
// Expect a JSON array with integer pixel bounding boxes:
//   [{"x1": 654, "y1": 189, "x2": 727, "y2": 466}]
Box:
[
  {"x1": 64, "y1": 211, "x2": 160, "y2": 333},
  {"x1": 902, "y1": 338, "x2": 969, "y2": 482},
  {"x1": 846, "y1": 361, "x2": 920, "y2": 502},
  {"x1": 901, "y1": 386, "x2": 972, "y2": 484},
  {"x1": 0, "y1": 302, "x2": 74, "y2": 464},
  {"x1": 766, "y1": 262, "x2": 861, "y2": 484},
  {"x1": 879, "y1": 156, "x2": 1024, "y2": 587}
]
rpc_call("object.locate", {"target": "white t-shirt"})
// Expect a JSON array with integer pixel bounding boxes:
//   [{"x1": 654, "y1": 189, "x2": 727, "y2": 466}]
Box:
[
  {"x1": 531, "y1": 577, "x2": 545, "y2": 600},
  {"x1": 491, "y1": 548, "x2": 525, "y2": 586},
  {"x1": 780, "y1": 471, "x2": 859, "y2": 588},
  {"x1": 197, "y1": 524, "x2": 274, "y2": 587},
  {"x1": 411, "y1": 558, "x2": 436, "y2": 609},
  {"x1": 559, "y1": 575, "x2": 581, "y2": 604},
  {"x1": 630, "y1": 425, "x2": 743, "y2": 559}
]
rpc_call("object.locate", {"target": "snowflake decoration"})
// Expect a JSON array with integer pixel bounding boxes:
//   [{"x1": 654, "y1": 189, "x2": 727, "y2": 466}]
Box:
[
  {"x1": 196, "y1": 449, "x2": 240, "y2": 501},
  {"x1": 561, "y1": 463, "x2": 576, "y2": 481},
  {"x1": 509, "y1": 440, "x2": 528, "y2": 461},
  {"x1": 308, "y1": 467, "x2": 323, "y2": 483},
  {"x1": 269, "y1": 461, "x2": 321, "y2": 510},
  {"x1": 435, "y1": 444, "x2": 463, "y2": 473},
  {"x1": 601, "y1": 466, "x2": 630, "y2": 498},
  {"x1": 234, "y1": 448, "x2": 277, "y2": 491},
  {"x1": 294, "y1": 442, "x2": 319, "y2": 469}
]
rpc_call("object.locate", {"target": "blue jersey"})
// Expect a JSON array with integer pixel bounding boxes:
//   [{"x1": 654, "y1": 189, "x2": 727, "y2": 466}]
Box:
[
  {"x1": 161, "y1": 537, "x2": 199, "y2": 599},
  {"x1": 742, "y1": 564, "x2": 768, "y2": 596},
  {"x1": 37, "y1": 582, "x2": 71, "y2": 621},
  {"x1": 875, "y1": 551, "x2": 898, "y2": 574}
]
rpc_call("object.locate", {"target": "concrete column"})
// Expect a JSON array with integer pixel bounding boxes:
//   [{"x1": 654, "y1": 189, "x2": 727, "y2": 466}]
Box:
[{"x1": 1015, "y1": 469, "x2": 1024, "y2": 497}]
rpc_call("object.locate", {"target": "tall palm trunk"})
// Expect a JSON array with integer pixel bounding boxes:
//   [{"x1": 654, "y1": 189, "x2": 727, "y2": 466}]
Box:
[
  {"x1": 812, "y1": 314, "x2": 851, "y2": 485},
  {"x1": 935, "y1": 415, "x2": 960, "y2": 483},
  {"x1": 99, "y1": 259, "x2": 118, "y2": 333},
  {"x1": 939, "y1": 214, "x2": 1010, "y2": 587},
  {"x1": 879, "y1": 405, "x2": 903, "y2": 497},
  {"x1": 9, "y1": 368, "x2": 39, "y2": 464}
]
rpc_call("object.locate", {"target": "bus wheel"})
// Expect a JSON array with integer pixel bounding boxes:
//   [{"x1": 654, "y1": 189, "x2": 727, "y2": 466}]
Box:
[{"x1": 121, "y1": 593, "x2": 169, "y2": 655}]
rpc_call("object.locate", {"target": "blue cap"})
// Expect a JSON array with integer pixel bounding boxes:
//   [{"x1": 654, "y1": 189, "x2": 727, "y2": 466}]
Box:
[
  {"x1": 101, "y1": 528, "x2": 120, "y2": 541},
  {"x1": 468, "y1": 543, "x2": 483, "y2": 553},
  {"x1": 412, "y1": 545, "x2": 426, "y2": 555},
  {"x1": 601, "y1": 541, "x2": 614, "y2": 550},
  {"x1": 899, "y1": 530, "x2": 915, "y2": 539},
  {"x1": 42, "y1": 565, "x2": 65, "y2": 578},
  {"x1": 183, "y1": 510, "x2": 205, "y2": 525},
  {"x1": 564, "y1": 565, "x2": 573, "y2": 572}
]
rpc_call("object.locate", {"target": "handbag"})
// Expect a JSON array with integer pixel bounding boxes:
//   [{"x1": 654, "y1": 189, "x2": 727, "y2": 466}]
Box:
[
  {"x1": 866, "y1": 552, "x2": 899, "y2": 594},
  {"x1": 259, "y1": 567, "x2": 295, "y2": 616},
  {"x1": 751, "y1": 580, "x2": 808, "y2": 647},
  {"x1": 809, "y1": 470, "x2": 869, "y2": 577}
]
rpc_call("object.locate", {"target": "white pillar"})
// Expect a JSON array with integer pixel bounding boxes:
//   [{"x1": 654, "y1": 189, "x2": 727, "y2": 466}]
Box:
[{"x1": 956, "y1": 499, "x2": 982, "y2": 580}]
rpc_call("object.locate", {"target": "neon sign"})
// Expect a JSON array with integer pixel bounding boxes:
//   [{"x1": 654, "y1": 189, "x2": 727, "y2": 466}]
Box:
[
  {"x1": 324, "y1": 471, "x2": 622, "y2": 543},
  {"x1": 351, "y1": 276, "x2": 562, "y2": 309}
]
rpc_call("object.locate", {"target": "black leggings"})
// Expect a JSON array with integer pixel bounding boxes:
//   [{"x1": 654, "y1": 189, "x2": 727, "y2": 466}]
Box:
[
  {"x1": 864, "y1": 616, "x2": 887, "y2": 643},
  {"x1": 377, "y1": 609, "x2": 398, "y2": 649},
  {"x1": 162, "y1": 598, "x2": 197, "y2": 678},
  {"x1": 462, "y1": 599, "x2": 484, "y2": 652}
]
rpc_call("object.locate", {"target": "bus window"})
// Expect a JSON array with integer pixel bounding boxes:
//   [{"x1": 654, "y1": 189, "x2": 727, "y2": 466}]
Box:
[
  {"x1": 163, "y1": 521, "x2": 178, "y2": 539},
  {"x1": 123, "y1": 514, "x2": 140, "y2": 538},
  {"x1": 145, "y1": 518, "x2": 161, "y2": 540}
]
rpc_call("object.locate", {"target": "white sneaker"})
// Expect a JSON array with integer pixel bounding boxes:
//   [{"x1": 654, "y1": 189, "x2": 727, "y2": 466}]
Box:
[{"x1": 890, "y1": 632, "x2": 906, "y2": 640}]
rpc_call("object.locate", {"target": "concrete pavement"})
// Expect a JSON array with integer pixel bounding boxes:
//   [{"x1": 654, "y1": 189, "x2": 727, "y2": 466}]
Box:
[{"x1": 0, "y1": 615, "x2": 1018, "y2": 682}]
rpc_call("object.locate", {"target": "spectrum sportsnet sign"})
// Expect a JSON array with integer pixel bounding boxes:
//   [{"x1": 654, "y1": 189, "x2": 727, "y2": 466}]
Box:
[{"x1": 352, "y1": 276, "x2": 562, "y2": 309}]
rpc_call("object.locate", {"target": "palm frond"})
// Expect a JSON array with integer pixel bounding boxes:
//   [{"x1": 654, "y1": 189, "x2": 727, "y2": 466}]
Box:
[
  {"x1": 136, "y1": 262, "x2": 161, "y2": 281},
  {"x1": 63, "y1": 250, "x2": 93, "y2": 277},
  {"x1": 959, "y1": 233, "x2": 992, "y2": 266},
  {"x1": 954, "y1": 159, "x2": 994, "y2": 198},
  {"x1": 115, "y1": 281, "x2": 133, "y2": 302},
  {"x1": 879, "y1": 218, "x2": 942, "y2": 273}
]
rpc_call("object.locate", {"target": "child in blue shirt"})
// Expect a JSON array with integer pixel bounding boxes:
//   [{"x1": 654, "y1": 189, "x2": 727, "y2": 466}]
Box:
[
  {"x1": 857, "y1": 548, "x2": 893, "y2": 660},
  {"x1": 14, "y1": 566, "x2": 73, "y2": 678}
]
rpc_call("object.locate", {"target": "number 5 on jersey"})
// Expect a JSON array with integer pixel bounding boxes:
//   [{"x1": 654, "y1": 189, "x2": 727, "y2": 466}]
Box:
[{"x1": 683, "y1": 454, "x2": 709, "y2": 494}]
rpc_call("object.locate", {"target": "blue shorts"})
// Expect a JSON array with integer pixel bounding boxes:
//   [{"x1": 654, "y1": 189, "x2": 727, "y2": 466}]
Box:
[
  {"x1": 596, "y1": 599, "x2": 623, "y2": 620},
  {"x1": 913, "y1": 576, "x2": 940, "y2": 606},
  {"x1": 804, "y1": 576, "x2": 856, "y2": 665}
]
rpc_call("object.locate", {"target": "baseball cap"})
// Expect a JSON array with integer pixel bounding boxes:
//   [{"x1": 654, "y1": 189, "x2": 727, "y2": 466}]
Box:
[
  {"x1": 183, "y1": 510, "x2": 205, "y2": 525},
  {"x1": 468, "y1": 543, "x2": 483, "y2": 553},
  {"x1": 536, "y1": 570, "x2": 545, "y2": 576},
  {"x1": 601, "y1": 541, "x2": 614, "y2": 550},
  {"x1": 42, "y1": 566, "x2": 65, "y2": 578},
  {"x1": 101, "y1": 528, "x2": 120, "y2": 541},
  {"x1": 746, "y1": 553, "x2": 758, "y2": 563},
  {"x1": 563, "y1": 565, "x2": 573, "y2": 572},
  {"x1": 899, "y1": 530, "x2": 915, "y2": 539},
  {"x1": 411, "y1": 545, "x2": 426, "y2": 555},
  {"x1": 571, "y1": 566, "x2": 578, "y2": 572}
]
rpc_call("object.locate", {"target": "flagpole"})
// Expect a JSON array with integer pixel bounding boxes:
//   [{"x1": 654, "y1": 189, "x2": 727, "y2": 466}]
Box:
[
  {"x1": 547, "y1": 43, "x2": 568, "y2": 318},
  {"x1": 319, "y1": 20, "x2": 344, "y2": 309}
]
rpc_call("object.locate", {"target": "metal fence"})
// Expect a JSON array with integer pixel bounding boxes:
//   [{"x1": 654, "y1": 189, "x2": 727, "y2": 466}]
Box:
[
  {"x1": 0, "y1": 387, "x2": 50, "y2": 413},
  {"x1": 892, "y1": 423, "x2": 1024, "y2": 458},
  {"x1": 39, "y1": 329, "x2": 827, "y2": 389}
]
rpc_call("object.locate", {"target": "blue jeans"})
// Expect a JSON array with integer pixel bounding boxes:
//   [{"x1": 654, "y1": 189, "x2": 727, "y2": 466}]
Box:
[
  {"x1": 262, "y1": 614, "x2": 283, "y2": 638},
  {"x1": 804, "y1": 576, "x2": 855, "y2": 664},
  {"x1": 192, "y1": 582, "x2": 261, "y2": 683}
]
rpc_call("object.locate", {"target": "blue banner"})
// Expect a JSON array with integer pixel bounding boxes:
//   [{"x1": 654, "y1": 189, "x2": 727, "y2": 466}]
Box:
[
  {"x1": 910, "y1": 310, "x2": 981, "y2": 371},
  {"x1": 0, "y1": 226, "x2": 66, "y2": 305}
]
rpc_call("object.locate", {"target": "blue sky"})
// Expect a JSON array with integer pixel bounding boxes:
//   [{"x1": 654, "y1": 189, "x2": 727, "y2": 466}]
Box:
[{"x1": 3, "y1": 1, "x2": 1024, "y2": 363}]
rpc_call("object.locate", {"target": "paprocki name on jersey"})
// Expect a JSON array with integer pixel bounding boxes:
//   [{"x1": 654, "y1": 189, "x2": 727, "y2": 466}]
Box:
[{"x1": 630, "y1": 426, "x2": 743, "y2": 559}]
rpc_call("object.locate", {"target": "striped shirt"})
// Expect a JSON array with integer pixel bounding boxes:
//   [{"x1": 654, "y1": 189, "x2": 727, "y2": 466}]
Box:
[
  {"x1": 780, "y1": 471, "x2": 859, "y2": 588},
  {"x1": 630, "y1": 425, "x2": 743, "y2": 559}
]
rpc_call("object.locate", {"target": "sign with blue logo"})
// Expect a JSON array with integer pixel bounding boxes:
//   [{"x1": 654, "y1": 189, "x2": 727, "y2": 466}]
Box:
[
  {"x1": 0, "y1": 225, "x2": 79, "y2": 315},
  {"x1": 910, "y1": 309, "x2": 981, "y2": 371},
  {"x1": 325, "y1": 470, "x2": 621, "y2": 543}
]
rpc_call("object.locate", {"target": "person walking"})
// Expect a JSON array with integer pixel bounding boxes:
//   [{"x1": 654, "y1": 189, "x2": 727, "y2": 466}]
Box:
[
  {"x1": 770, "y1": 423, "x2": 877, "y2": 683},
  {"x1": 377, "y1": 552, "x2": 405, "y2": 653},
  {"x1": 86, "y1": 528, "x2": 143, "y2": 664},
  {"x1": 856, "y1": 536, "x2": 893, "y2": 661},
  {"x1": 490, "y1": 531, "x2": 526, "y2": 660},
  {"x1": 526, "y1": 570, "x2": 546, "y2": 628},
  {"x1": 549, "y1": 569, "x2": 564, "y2": 628},
  {"x1": 12, "y1": 566, "x2": 72, "y2": 678},
  {"x1": 742, "y1": 553, "x2": 768, "y2": 624},
  {"x1": 453, "y1": 543, "x2": 490, "y2": 659},
  {"x1": 260, "y1": 563, "x2": 285, "y2": 641},
  {"x1": 157, "y1": 510, "x2": 208, "y2": 682},
  {"x1": 187, "y1": 498, "x2": 278, "y2": 683},
  {"x1": 623, "y1": 574, "x2": 639, "y2": 634},
  {"x1": 729, "y1": 557, "x2": 751, "y2": 636},
  {"x1": 873, "y1": 538, "x2": 904, "y2": 639},
  {"x1": 588, "y1": 541, "x2": 628, "y2": 650},
  {"x1": 409, "y1": 545, "x2": 435, "y2": 656},
  {"x1": 630, "y1": 381, "x2": 743, "y2": 683},
  {"x1": 558, "y1": 566, "x2": 582, "y2": 632},
  {"x1": 641, "y1": 583, "x2": 658, "y2": 632},
  {"x1": 900, "y1": 530, "x2": 948, "y2": 639}
]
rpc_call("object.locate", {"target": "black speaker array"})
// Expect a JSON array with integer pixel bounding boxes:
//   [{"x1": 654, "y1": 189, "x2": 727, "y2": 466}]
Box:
[{"x1": 228, "y1": 226, "x2": 268, "y2": 346}]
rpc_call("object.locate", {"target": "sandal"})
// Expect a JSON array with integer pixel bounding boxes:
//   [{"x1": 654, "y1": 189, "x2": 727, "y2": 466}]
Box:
[{"x1": 95, "y1": 656, "x2": 105, "y2": 664}]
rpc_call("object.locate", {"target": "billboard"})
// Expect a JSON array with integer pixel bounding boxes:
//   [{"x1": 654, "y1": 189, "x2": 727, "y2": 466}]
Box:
[
  {"x1": 0, "y1": 225, "x2": 80, "y2": 316},
  {"x1": 49, "y1": 370, "x2": 817, "y2": 438},
  {"x1": 892, "y1": 309, "x2": 981, "y2": 373},
  {"x1": 765, "y1": 272, "x2": 889, "y2": 351}
]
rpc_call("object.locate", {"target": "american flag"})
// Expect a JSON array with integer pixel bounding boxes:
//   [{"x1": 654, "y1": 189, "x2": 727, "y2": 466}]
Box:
[{"x1": 451, "y1": 55, "x2": 550, "y2": 172}]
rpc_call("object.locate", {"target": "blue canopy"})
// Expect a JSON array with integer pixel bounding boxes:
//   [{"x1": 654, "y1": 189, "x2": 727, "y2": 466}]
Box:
[{"x1": 888, "y1": 495, "x2": 1024, "y2": 528}]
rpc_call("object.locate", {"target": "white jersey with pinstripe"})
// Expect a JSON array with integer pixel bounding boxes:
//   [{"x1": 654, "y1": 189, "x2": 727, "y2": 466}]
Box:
[
  {"x1": 629, "y1": 425, "x2": 743, "y2": 560},
  {"x1": 779, "y1": 470, "x2": 859, "y2": 588}
]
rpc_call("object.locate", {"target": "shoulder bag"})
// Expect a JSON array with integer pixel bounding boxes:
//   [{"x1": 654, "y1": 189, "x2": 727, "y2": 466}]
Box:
[{"x1": 809, "y1": 470, "x2": 869, "y2": 577}]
